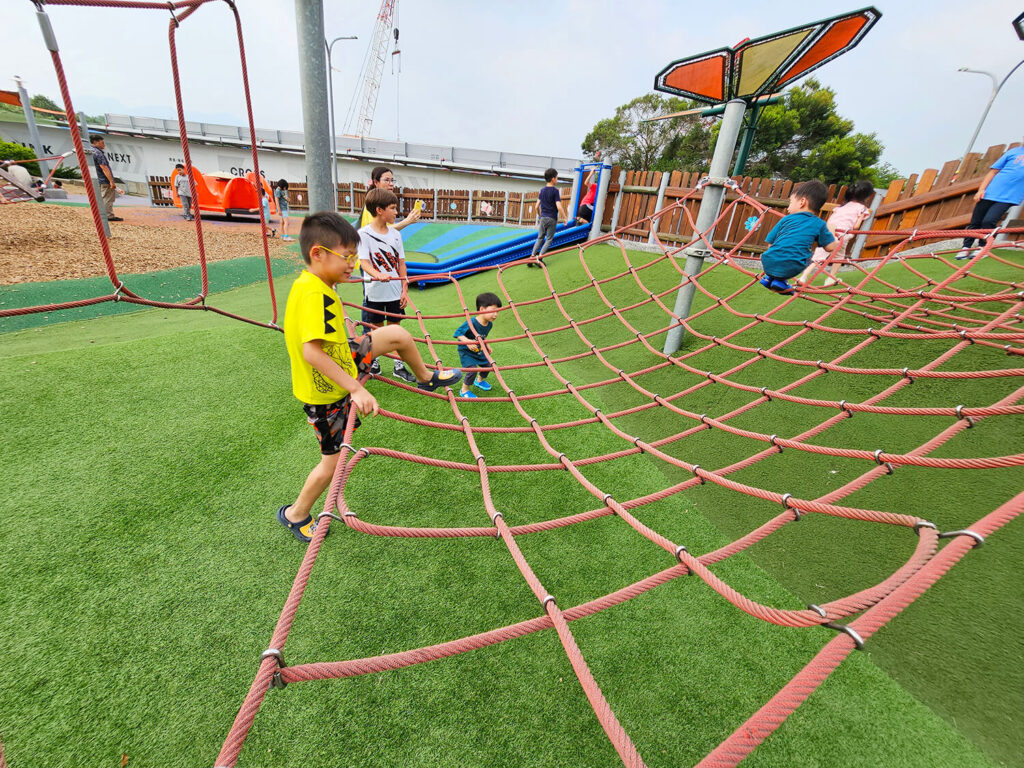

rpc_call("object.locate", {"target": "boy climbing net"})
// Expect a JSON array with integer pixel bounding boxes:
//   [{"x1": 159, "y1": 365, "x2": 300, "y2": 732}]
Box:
[{"x1": 277, "y1": 212, "x2": 462, "y2": 543}]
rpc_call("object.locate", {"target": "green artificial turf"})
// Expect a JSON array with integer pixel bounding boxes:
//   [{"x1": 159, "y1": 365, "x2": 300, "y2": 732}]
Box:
[
  {"x1": 0, "y1": 245, "x2": 1020, "y2": 767},
  {"x1": 0, "y1": 254, "x2": 304, "y2": 334}
]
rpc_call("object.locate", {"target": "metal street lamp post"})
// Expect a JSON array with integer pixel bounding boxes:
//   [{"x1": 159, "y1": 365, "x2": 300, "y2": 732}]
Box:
[
  {"x1": 326, "y1": 35, "x2": 357, "y2": 212},
  {"x1": 958, "y1": 58, "x2": 1024, "y2": 167}
]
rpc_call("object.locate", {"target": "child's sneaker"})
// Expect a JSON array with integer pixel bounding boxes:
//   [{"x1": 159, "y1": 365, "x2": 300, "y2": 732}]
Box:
[
  {"x1": 768, "y1": 278, "x2": 794, "y2": 294},
  {"x1": 759, "y1": 275, "x2": 773, "y2": 289},
  {"x1": 369, "y1": 358, "x2": 381, "y2": 375},
  {"x1": 460, "y1": 389, "x2": 477, "y2": 398},
  {"x1": 277, "y1": 504, "x2": 317, "y2": 543},
  {"x1": 393, "y1": 360, "x2": 417, "y2": 383},
  {"x1": 473, "y1": 379, "x2": 492, "y2": 392}
]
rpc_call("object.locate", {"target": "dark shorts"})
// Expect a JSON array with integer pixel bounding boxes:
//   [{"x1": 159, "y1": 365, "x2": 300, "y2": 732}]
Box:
[
  {"x1": 577, "y1": 203, "x2": 594, "y2": 222},
  {"x1": 302, "y1": 336, "x2": 373, "y2": 455},
  {"x1": 361, "y1": 298, "x2": 406, "y2": 327}
]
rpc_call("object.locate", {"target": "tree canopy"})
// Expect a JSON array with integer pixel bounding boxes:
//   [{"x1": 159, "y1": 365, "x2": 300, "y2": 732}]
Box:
[
  {"x1": 582, "y1": 79, "x2": 899, "y2": 187},
  {"x1": 30, "y1": 94, "x2": 61, "y2": 112}
]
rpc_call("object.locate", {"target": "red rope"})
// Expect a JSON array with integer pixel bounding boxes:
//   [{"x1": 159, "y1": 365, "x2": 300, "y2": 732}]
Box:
[{"x1": 17, "y1": 9, "x2": 1024, "y2": 765}]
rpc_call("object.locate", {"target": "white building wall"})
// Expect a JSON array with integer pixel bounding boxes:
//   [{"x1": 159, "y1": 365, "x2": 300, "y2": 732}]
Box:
[{"x1": 1, "y1": 122, "x2": 572, "y2": 196}]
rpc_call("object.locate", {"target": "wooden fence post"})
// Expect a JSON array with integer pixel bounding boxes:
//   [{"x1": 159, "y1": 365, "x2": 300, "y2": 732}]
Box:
[{"x1": 648, "y1": 171, "x2": 670, "y2": 244}]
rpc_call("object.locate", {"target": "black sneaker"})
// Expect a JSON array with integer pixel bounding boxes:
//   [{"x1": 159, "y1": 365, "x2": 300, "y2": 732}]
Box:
[
  {"x1": 369, "y1": 359, "x2": 381, "y2": 375},
  {"x1": 108, "y1": 216, "x2": 124, "y2": 222},
  {"x1": 393, "y1": 362, "x2": 417, "y2": 383}
]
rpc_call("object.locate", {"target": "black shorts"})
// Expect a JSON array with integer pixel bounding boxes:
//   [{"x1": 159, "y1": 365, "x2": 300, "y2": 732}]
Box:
[
  {"x1": 302, "y1": 336, "x2": 373, "y2": 455},
  {"x1": 361, "y1": 298, "x2": 405, "y2": 328},
  {"x1": 577, "y1": 203, "x2": 594, "y2": 223}
]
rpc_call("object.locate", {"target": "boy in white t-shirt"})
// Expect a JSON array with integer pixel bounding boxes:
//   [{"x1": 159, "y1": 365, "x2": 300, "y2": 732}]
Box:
[{"x1": 358, "y1": 187, "x2": 417, "y2": 382}]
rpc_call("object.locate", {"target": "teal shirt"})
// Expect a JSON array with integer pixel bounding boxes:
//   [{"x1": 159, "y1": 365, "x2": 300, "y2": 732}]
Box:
[{"x1": 763, "y1": 211, "x2": 835, "y2": 278}]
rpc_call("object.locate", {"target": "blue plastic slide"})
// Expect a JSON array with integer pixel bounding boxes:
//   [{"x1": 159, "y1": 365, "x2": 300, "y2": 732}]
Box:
[{"x1": 406, "y1": 221, "x2": 592, "y2": 287}]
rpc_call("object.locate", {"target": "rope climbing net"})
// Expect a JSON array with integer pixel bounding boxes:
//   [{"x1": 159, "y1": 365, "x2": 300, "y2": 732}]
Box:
[
  {"x1": 213, "y1": 182, "x2": 1024, "y2": 766},
  {"x1": 13, "y1": 4, "x2": 1024, "y2": 766}
]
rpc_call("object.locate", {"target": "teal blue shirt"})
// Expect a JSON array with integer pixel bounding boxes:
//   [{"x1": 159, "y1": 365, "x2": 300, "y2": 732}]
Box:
[{"x1": 763, "y1": 211, "x2": 835, "y2": 279}]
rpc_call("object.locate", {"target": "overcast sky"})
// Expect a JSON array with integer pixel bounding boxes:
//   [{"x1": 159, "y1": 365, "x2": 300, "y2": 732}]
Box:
[{"x1": 6, "y1": 0, "x2": 1023, "y2": 176}]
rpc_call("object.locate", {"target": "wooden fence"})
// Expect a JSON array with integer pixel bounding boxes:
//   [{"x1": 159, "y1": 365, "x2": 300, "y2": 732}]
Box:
[
  {"x1": 145, "y1": 141, "x2": 1021, "y2": 257},
  {"x1": 146, "y1": 176, "x2": 564, "y2": 226},
  {"x1": 600, "y1": 168, "x2": 847, "y2": 255},
  {"x1": 860, "y1": 141, "x2": 1023, "y2": 259}
]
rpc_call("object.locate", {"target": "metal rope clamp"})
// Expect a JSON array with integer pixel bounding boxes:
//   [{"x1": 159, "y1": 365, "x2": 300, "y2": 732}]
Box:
[
  {"x1": 954, "y1": 405, "x2": 975, "y2": 428},
  {"x1": 674, "y1": 544, "x2": 692, "y2": 574},
  {"x1": 938, "y1": 529, "x2": 985, "y2": 548},
  {"x1": 823, "y1": 621, "x2": 865, "y2": 650},
  {"x1": 913, "y1": 520, "x2": 937, "y2": 536},
  {"x1": 261, "y1": 648, "x2": 287, "y2": 689}
]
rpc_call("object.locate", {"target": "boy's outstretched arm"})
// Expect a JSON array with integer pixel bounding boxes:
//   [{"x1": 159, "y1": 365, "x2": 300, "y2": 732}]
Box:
[
  {"x1": 302, "y1": 340, "x2": 379, "y2": 416},
  {"x1": 358, "y1": 259, "x2": 390, "y2": 282}
]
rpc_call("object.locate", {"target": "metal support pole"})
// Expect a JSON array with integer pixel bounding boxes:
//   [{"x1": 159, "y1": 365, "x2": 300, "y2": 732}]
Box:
[
  {"x1": 568, "y1": 165, "x2": 582, "y2": 222},
  {"x1": 958, "y1": 61, "x2": 1024, "y2": 169},
  {"x1": 468, "y1": 189, "x2": 473, "y2": 222},
  {"x1": 15, "y1": 76, "x2": 50, "y2": 178},
  {"x1": 648, "y1": 171, "x2": 671, "y2": 245},
  {"x1": 609, "y1": 169, "x2": 626, "y2": 233},
  {"x1": 732, "y1": 102, "x2": 761, "y2": 176},
  {"x1": 326, "y1": 35, "x2": 357, "y2": 212},
  {"x1": 847, "y1": 188, "x2": 883, "y2": 262},
  {"x1": 295, "y1": 0, "x2": 333, "y2": 213},
  {"x1": 327, "y1": 45, "x2": 337, "y2": 211},
  {"x1": 79, "y1": 111, "x2": 109, "y2": 238},
  {"x1": 503, "y1": 190, "x2": 509, "y2": 224},
  {"x1": 588, "y1": 163, "x2": 613, "y2": 240},
  {"x1": 663, "y1": 99, "x2": 746, "y2": 355}
]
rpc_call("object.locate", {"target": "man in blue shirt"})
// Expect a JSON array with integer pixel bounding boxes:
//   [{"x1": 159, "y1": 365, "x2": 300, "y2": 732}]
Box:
[
  {"x1": 89, "y1": 134, "x2": 123, "y2": 221},
  {"x1": 760, "y1": 180, "x2": 837, "y2": 294},
  {"x1": 958, "y1": 142, "x2": 1024, "y2": 258}
]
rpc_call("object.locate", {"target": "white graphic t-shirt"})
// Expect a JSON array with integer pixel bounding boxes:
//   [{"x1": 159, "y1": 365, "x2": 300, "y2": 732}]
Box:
[{"x1": 357, "y1": 225, "x2": 405, "y2": 303}]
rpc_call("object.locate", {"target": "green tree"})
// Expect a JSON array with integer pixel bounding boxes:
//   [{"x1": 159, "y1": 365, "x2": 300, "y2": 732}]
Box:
[
  {"x1": 30, "y1": 94, "x2": 61, "y2": 112},
  {"x1": 741, "y1": 78, "x2": 897, "y2": 186},
  {"x1": 581, "y1": 78, "x2": 900, "y2": 185},
  {"x1": 582, "y1": 93, "x2": 702, "y2": 170},
  {"x1": 0, "y1": 140, "x2": 41, "y2": 176}
]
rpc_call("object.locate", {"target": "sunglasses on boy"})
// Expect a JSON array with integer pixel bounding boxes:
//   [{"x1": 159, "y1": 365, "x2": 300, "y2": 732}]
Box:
[{"x1": 317, "y1": 245, "x2": 360, "y2": 267}]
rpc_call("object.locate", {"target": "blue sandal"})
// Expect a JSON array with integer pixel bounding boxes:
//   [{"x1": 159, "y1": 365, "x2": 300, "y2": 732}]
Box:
[
  {"x1": 417, "y1": 368, "x2": 462, "y2": 392},
  {"x1": 473, "y1": 379, "x2": 492, "y2": 392},
  {"x1": 277, "y1": 504, "x2": 317, "y2": 543}
]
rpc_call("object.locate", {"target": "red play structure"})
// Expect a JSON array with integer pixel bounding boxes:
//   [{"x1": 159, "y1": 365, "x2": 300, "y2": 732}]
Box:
[{"x1": 170, "y1": 166, "x2": 276, "y2": 219}]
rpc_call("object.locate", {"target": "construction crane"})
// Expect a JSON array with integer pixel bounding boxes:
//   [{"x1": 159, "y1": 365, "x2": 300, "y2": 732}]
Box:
[{"x1": 344, "y1": 0, "x2": 398, "y2": 138}]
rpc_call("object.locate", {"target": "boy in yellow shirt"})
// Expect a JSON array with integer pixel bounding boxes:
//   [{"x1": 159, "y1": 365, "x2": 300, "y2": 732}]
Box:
[{"x1": 279, "y1": 211, "x2": 462, "y2": 542}]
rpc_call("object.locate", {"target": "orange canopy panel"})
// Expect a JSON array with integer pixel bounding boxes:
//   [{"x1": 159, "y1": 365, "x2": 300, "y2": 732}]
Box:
[
  {"x1": 169, "y1": 166, "x2": 276, "y2": 217},
  {"x1": 656, "y1": 51, "x2": 729, "y2": 103},
  {"x1": 654, "y1": 7, "x2": 880, "y2": 104}
]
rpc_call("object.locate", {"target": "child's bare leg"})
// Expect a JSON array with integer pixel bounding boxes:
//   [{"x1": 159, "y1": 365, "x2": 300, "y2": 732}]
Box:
[
  {"x1": 797, "y1": 264, "x2": 815, "y2": 284},
  {"x1": 368, "y1": 325, "x2": 455, "y2": 382},
  {"x1": 286, "y1": 452, "x2": 340, "y2": 523}
]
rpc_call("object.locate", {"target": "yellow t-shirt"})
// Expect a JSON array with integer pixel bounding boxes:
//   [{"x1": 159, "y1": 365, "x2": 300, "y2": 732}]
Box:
[{"x1": 284, "y1": 270, "x2": 358, "y2": 405}]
